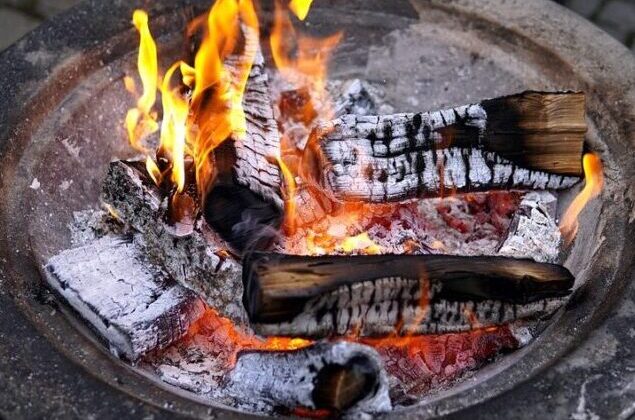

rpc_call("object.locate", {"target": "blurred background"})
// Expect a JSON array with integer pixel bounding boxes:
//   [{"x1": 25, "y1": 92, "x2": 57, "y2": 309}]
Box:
[{"x1": 0, "y1": 0, "x2": 633, "y2": 52}]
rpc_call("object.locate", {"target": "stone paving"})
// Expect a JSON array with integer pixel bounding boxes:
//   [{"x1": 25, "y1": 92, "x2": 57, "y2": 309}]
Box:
[{"x1": 0, "y1": 0, "x2": 632, "y2": 52}]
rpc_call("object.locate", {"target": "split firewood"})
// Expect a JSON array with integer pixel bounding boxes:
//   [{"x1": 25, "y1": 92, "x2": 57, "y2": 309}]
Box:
[
  {"x1": 243, "y1": 253, "x2": 574, "y2": 337},
  {"x1": 43, "y1": 235, "x2": 206, "y2": 361},
  {"x1": 203, "y1": 41, "x2": 285, "y2": 254},
  {"x1": 497, "y1": 191, "x2": 561, "y2": 263},
  {"x1": 101, "y1": 160, "x2": 246, "y2": 324},
  {"x1": 224, "y1": 341, "x2": 391, "y2": 414},
  {"x1": 304, "y1": 91, "x2": 586, "y2": 203}
]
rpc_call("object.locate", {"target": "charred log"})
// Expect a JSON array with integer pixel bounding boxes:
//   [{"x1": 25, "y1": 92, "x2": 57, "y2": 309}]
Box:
[
  {"x1": 244, "y1": 253, "x2": 574, "y2": 337},
  {"x1": 44, "y1": 235, "x2": 206, "y2": 361},
  {"x1": 224, "y1": 341, "x2": 391, "y2": 414},
  {"x1": 304, "y1": 91, "x2": 585, "y2": 203},
  {"x1": 101, "y1": 160, "x2": 246, "y2": 324},
  {"x1": 203, "y1": 49, "x2": 284, "y2": 254}
]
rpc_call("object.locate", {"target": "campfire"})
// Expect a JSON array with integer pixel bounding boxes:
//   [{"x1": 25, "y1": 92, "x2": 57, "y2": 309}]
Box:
[{"x1": 42, "y1": 0, "x2": 605, "y2": 416}]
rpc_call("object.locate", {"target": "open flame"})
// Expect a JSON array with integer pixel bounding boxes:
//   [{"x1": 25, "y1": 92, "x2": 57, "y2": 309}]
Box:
[
  {"x1": 125, "y1": 10, "x2": 159, "y2": 155},
  {"x1": 270, "y1": 1, "x2": 342, "y2": 122},
  {"x1": 559, "y1": 153, "x2": 604, "y2": 244},
  {"x1": 125, "y1": 1, "x2": 259, "y2": 202},
  {"x1": 289, "y1": 0, "x2": 314, "y2": 21}
]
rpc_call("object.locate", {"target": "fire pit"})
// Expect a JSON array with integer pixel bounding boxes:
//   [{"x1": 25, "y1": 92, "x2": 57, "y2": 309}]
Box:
[{"x1": 0, "y1": 0, "x2": 633, "y2": 418}]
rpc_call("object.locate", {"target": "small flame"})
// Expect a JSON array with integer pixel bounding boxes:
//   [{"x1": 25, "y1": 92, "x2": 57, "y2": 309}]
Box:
[
  {"x1": 277, "y1": 155, "x2": 298, "y2": 233},
  {"x1": 125, "y1": 10, "x2": 159, "y2": 153},
  {"x1": 270, "y1": 1, "x2": 341, "y2": 121},
  {"x1": 145, "y1": 156, "x2": 162, "y2": 186},
  {"x1": 188, "y1": 0, "x2": 259, "y2": 195},
  {"x1": 289, "y1": 0, "x2": 314, "y2": 21},
  {"x1": 339, "y1": 232, "x2": 382, "y2": 255},
  {"x1": 159, "y1": 62, "x2": 189, "y2": 193},
  {"x1": 123, "y1": 76, "x2": 137, "y2": 95},
  {"x1": 559, "y1": 153, "x2": 604, "y2": 244}
]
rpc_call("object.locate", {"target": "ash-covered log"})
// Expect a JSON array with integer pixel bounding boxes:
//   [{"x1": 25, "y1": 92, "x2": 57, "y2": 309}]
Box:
[
  {"x1": 44, "y1": 235, "x2": 206, "y2": 361},
  {"x1": 102, "y1": 160, "x2": 246, "y2": 323},
  {"x1": 243, "y1": 253, "x2": 574, "y2": 337},
  {"x1": 224, "y1": 341, "x2": 391, "y2": 414},
  {"x1": 304, "y1": 91, "x2": 586, "y2": 203},
  {"x1": 203, "y1": 47, "x2": 285, "y2": 254}
]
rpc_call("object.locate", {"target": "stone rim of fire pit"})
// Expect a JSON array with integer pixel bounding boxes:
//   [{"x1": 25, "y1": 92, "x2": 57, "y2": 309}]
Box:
[{"x1": 0, "y1": 0, "x2": 633, "y2": 418}]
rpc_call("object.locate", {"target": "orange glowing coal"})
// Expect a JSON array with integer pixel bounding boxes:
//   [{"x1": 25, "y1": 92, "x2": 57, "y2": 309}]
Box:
[{"x1": 559, "y1": 153, "x2": 604, "y2": 244}]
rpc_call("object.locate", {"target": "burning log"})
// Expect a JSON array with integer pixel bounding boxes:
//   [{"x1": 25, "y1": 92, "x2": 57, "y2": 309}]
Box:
[
  {"x1": 224, "y1": 341, "x2": 391, "y2": 414},
  {"x1": 203, "y1": 49, "x2": 285, "y2": 254},
  {"x1": 304, "y1": 91, "x2": 586, "y2": 203},
  {"x1": 243, "y1": 253, "x2": 574, "y2": 337},
  {"x1": 101, "y1": 160, "x2": 246, "y2": 323},
  {"x1": 43, "y1": 236, "x2": 206, "y2": 361}
]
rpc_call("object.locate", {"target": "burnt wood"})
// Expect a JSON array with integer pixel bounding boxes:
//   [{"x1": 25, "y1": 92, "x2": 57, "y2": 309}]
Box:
[
  {"x1": 224, "y1": 341, "x2": 391, "y2": 414},
  {"x1": 304, "y1": 91, "x2": 585, "y2": 203},
  {"x1": 101, "y1": 160, "x2": 246, "y2": 324},
  {"x1": 243, "y1": 253, "x2": 574, "y2": 337},
  {"x1": 44, "y1": 236, "x2": 206, "y2": 361},
  {"x1": 203, "y1": 45, "x2": 284, "y2": 254}
]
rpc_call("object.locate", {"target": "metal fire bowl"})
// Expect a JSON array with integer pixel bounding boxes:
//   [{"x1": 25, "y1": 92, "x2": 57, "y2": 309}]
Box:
[{"x1": 0, "y1": 0, "x2": 633, "y2": 418}]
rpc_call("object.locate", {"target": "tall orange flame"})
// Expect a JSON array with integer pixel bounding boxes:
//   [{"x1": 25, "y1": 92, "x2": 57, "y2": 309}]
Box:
[
  {"x1": 159, "y1": 62, "x2": 189, "y2": 192},
  {"x1": 559, "y1": 153, "x2": 604, "y2": 244},
  {"x1": 188, "y1": 0, "x2": 259, "y2": 196},
  {"x1": 125, "y1": 10, "x2": 159, "y2": 153},
  {"x1": 125, "y1": 2, "x2": 260, "y2": 198},
  {"x1": 289, "y1": 0, "x2": 314, "y2": 20}
]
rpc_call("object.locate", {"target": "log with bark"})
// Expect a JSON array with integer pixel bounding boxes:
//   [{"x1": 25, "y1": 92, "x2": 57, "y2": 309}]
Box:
[
  {"x1": 202, "y1": 39, "x2": 285, "y2": 254},
  {"x1": 304, "y1": 91, "x2": 586, "y2": 203},
  {"x1": 44, "y1": 235, "x2": 206, "y2": 361},
  {"x1": 101, "y1": 160, "x2": 246, "y2": 324},
  {"x1": 243, "y1": 253, "x2": 574, "y2": 337},
  {"x1": 223, "y1": 341, "x2": 391, "y2": 414}
]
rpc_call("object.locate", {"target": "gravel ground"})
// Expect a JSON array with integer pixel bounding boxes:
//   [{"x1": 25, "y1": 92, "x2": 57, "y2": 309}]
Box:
[{"x1": 0, "y1": 0, "x2": 632, "y2": 52}]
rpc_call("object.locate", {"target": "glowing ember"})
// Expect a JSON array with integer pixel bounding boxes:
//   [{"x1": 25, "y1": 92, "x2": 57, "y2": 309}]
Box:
[
  {"x1": 187, "y1": 309, "x2": 312, "y2": 367},
  {"x1": 559, "y1": 153, "x2": 604, "y2": 244}
]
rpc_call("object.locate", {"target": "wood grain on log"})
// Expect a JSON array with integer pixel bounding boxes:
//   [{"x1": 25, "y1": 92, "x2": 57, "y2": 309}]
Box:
[
  {"x1": 304, "y1": 91, "x2": 585, "y2": 203},
  {"x1": 101, "y1": 160, "x2": 246, "y2": 324},
  {"x1": 204, "y1": 45, "x2": 285, "y2": 254},
  {"x1": 44, "y1": 235, "x2": 206, "y2": 361},
  {"x1": 224, "y1": 341, "x2": 391, "y2": 414},
  {"x1": 244, "y1": 253, "x2": 574, "y2": 337}
]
